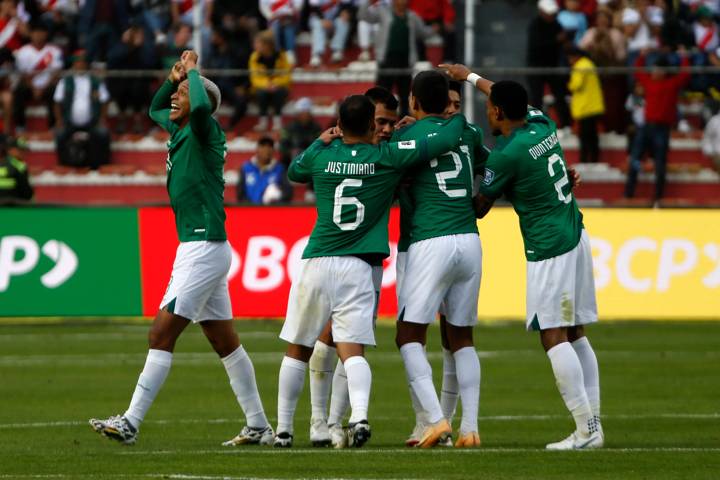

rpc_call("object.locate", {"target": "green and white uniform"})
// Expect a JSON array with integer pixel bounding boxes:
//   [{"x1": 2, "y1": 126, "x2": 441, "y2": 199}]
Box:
[
  {"x1": 280, "y1": 115, "x2": 465, "y2": 347},
  {"x1": 150, "y1": 70, "x2": 232, "y2": 322},
  {"x1": 394, "y1": 117, "x2": 489, "y2": 327},
  {"x1": 478, "y1": 108, "x2": 597, "y2": 331}
]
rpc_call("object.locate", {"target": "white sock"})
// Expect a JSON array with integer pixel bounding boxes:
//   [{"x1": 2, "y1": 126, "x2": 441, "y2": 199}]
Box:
[
  {"x1": 453, "y1": 346, "x2": 480, "y2": 434},
  {"x1": 124, "y1": 349, "x2": 173, "y2": 429},
  {"x1": 344, "y1": 356, "x2": 372, "y2": 424},
  {"x1": 221, "y1": 346, "x2": 269, "y2": 429},
  {"x1": 403, "y1": 347, "x2": 429, "y2": 425},
  {"x1": 277, "y1": 356, "x2": 307, "y2": 435},
  {"x1": 440, "y1": 348, "x2": 459, "y2": 423},
  {"x1": 547, "y1": 342, "x2": 593, "y2": 436},
  {"x1": 400, "y1": 342, "x2": 444, "y2": 424},
  {"x1": 572, "y1": 337, "x2": 600, "y2": 418},
  {"x1": 309, "y1": 341, "x2": 336, "y2": 421},
  {"x1": 327, "y1": 359, "x2": 350, "y2": 425}
]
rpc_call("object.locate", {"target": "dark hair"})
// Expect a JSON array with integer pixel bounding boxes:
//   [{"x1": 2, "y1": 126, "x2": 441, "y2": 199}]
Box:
[
  {"x1": 489, "y1": 81, "x2": 528, "y2": 121},
  {"x1": 257, "y1": 136, "x2": 274, "y2": 147},
  {"x1": 339, "y1": 95, "x2": 375, "y2": 137},
  {"x1": 654, "y1": 55, "x2": 671, "y2": 69},
  {"x1": 29, "y1": 21, "x2": 49, "y2": 32},
  {"x1": 448, "y1": 80, "x2": 462, "y2": 97},
  {"x1": 411, "y1": 71, "x2": 449, "y2": 114},
  {"x1": 364, "y1": 86, "x2": 399, "y2": 112}
]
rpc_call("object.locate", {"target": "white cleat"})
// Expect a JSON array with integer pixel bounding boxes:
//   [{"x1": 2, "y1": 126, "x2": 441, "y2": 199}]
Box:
[
  {"x1": 405, "y1": 422, "x2": 427, "y2": 447},
  {"x1": 222, "y1": 425, "x2": 274, "y2": 446},
  {"x1": 273, "y1": 431, "x2": 293, "y2": 448},
  {"x1": 89, "y1": 415, "x2": 137, "y2": 445},
  {"x1": 329, "y1": 423, "x2": 347, "y2": 449},
  {"x1": 310, "y1": 418, "x2": 332, "y2": 447},
  {"x1": 546, "y1": 430, "x2": 604, "y2": 451},
  {"x1": 347, "y1": 420, "x2": 371, "y2": 448}
]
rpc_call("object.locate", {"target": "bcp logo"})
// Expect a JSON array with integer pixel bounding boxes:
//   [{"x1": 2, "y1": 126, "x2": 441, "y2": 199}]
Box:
[{"x1": 0, "y1": 236, "x2": 78, "y2": 291}]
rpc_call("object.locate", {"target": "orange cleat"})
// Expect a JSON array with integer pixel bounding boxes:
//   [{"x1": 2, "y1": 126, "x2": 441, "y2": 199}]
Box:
[
  {"x1": 454, "y1": 431, "x2": 481, "y2": 448},
  {"x1": 416, "y1": 419, "x2": 452, "y2": 448}
]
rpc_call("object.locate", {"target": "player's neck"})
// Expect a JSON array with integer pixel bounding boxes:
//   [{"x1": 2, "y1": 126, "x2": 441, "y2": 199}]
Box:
[
  {"x1": 501, "y1": 120, "x2": 526, "y2": 137},
  {"x1": 414, "y1": 111, "x2": 442, "y2": 121},
  {"x1": 343, "y1": 134, "x2": 372, "y2": 145}
]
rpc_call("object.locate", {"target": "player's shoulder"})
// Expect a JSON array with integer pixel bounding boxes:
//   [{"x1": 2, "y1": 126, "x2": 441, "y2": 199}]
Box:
[{"x1": 526, "y1": 107, "x2": 557, "y2": 130}]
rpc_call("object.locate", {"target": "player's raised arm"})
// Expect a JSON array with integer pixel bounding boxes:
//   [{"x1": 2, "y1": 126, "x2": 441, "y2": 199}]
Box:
[
  {"x1": 182, "y1": 51, "x2": 216, "y2": 140},
  {"x1": 384, "y1": 114, "x2": 466, "y2": 170},
  {"x1": 440, "y1": 63, "x2": 494, "y2": 97},
  {"x1": 149, "y1": 61, "x2": 184, "y2": 132}
]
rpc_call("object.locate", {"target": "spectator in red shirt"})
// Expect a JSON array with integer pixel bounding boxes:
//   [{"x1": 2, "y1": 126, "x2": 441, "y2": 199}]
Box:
[
  {"x1": 408, "y1": 0, "x2": 456, "y2": 62},
  {"x1": 624, "y1": 49, "x2": 691, "y2": 204}
]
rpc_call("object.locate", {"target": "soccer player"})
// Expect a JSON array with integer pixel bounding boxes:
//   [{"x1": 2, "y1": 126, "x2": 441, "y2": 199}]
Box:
[
  {"x1": 442, "y1": 63, "x2": 603, "y2": 450},
  {"x1": 394, "y1": 71, "x2": 487, "y2": 448},
  {"x1": 306, "y1": 86, "x2": 400, "y2": 449},
  {"x1": 89, "y1": 51, "x2": 273, "y2": 447},
  {"x1": 275, "y1": 94, "x2": 466, "y2": 448}
]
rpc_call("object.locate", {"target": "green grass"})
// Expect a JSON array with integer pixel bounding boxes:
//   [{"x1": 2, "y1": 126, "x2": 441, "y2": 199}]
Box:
[{"x1": 0, "y1": 320, "x2": 718, "y2": 479}]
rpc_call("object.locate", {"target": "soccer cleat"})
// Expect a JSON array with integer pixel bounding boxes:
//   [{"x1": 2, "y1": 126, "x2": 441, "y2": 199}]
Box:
[
  {"x1": 222, "y1": 425, "x2": 274, "y2": 446},
  {"x1": 89, "y1": 415, "x2": 137, "y2": 445},
  {"x1": 310, "y1": 418, "x2": 332, "y2": 447},
  {"x1": 454, "y1": 431, "x2": 481, "y2": 448},
  {"x1": 405, "y1": 422, "x2": 426, "y2": 447},
  {"x1": 273, "y1": 431, "x2": 293, "y2": 448},
  {"x1": 416, "y1": 419, "x2": 452, "y2": 448},
  {"x1": 347, "y1": 420, "x2": 371, "y2": 448},
  {"x1": 329, "y1": 423, "x2": 347, "y2": 449},
  {"x1": 546, "y1": 430, "x2": 604, "y2": 451},
  {"x1": 439, "y1": 432, "x2": 454, "y2": 447}
]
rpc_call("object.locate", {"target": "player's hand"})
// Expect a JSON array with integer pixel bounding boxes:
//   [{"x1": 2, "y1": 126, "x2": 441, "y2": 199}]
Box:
[
  {"x1": 168, "y1": 61, "x2": 186, "y2": 84},
  {"x1": 319, "y1": 126, "x2": 342, "y2": 144},
  {"x1": 181, "y1": 50, "x2": 199, "y2": 71},
  {"x1": 395, "y1": 115, "x2": 416, "y2": 130},
  {"x1": 439, "y1": 63, "x2": 472, "y2": 82},
  {"x1": 568, "y1": 166, "x2": 581, "y2": 189}
]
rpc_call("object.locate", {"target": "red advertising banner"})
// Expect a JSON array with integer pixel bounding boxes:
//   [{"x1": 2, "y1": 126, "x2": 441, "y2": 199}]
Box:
[{"x1": 138, "y1": 207, "x2": 402, "y2": 318}]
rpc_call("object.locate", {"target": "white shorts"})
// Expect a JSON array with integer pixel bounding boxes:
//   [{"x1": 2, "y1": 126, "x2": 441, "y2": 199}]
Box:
[
  {"x1": 526, "y1": 230, "x2": 598, "y2": 331},
  {"x1": 281, "y1": 256, "x2": 377, "y2": 347},
  {"x1": 397, "y1": 250, "x2": 447, "y2": 317},
  {"x1": 160, "y1": 241, "x2": 232, "y2": 322},
  {"x1": 398, "y1": 233, "x2": 482, "y2": 327}
]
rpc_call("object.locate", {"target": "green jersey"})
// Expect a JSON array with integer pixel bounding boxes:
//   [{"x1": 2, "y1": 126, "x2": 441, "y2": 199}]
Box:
[
  {"x1": 394, "y1": 117, "x2": 489, "y2": 251},
  {"x1": 478, "y1": 108, "x2": 583, "y2": 262},
  {"x1": 149, "y1": 69, "x2": 227, "y2": 242},
  {"x1": 288, "y1": 114, "x2": 466, "y2": 260}
]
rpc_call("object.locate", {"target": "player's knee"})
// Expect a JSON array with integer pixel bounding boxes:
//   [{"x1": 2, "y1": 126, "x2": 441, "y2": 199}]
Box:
[{"x1": 148, "y1": 327, "x2": 175, "y2": 351}]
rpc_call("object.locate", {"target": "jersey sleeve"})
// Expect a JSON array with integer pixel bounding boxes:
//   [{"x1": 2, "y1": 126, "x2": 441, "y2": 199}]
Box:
[
  {"x1": 477, "y1": 150, "x2": 515, "y2": 200},
  {"x1": 287, "y1": 139, "x2": 323, "y2": 183},
  {"x1": 187, "y1": 69, "x2": 214, "y2": 140},
  {"x1": 149, "y1": 79, "x2": 177, "y2": 134},
  {"x1": 383, "y1": 114, "x2": 465, "y2": 170}
]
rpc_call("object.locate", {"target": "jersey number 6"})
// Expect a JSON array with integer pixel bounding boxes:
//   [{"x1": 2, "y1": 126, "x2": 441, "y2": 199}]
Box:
[{"x1": 333, "y1": 178, "x2": 365, "y2": 231}]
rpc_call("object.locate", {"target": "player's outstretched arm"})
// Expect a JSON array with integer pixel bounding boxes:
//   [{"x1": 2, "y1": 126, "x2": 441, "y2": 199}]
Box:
[
  {"x1": 440, "y1": 63, "x2": 494, "y2": 97},
  {"x1": 384, "y1": 114, "x2": 466, "y2": 170},
  {"x1": 182, "y1": 50, "x2": 214, "y2": 139},
  {"x1": 149, "y1": 61, "x2": 184, "y2": 132}
]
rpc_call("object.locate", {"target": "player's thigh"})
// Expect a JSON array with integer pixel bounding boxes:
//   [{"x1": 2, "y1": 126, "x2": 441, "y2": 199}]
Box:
[
  {"x1": 444, "y1": 234, "x2": 482, "y2": 328},
  {"x1": 525, "y1": 246, "x2": 579, "y2": 332},
  {"x1": 574, "y1": 230, "x2": 598, "y2": 326},
  {"x1": 148, "y1": 308, "x2": 191, "y2": 351},
  {"x1": 331, "y1": 257, "x2": 376, "y2": 347},
  {"x1": 399, "y1": 238, "x2": 452, "y2": 325},
  {"x1": 280, "y1": 258, "x2": 333, "y2": 348}
]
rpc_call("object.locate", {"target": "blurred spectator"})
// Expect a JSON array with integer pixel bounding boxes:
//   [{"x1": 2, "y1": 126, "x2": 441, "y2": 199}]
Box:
[
  {"x1": 279, "y1": 97, "x2": 322, "y2": 166},
  {"x1": 690, "y1": 5, "x2": 718, "y2": 91},
  {"x1": 249, "y1": 29, "x2": 291, "y2": 132},
  {"x1": 625, "y1": 82, "x2": 645, "y2": 155},
  {"x1": 37, "y1": 0, "x2": 78, "y2": 52},
  {"x1": 79, "y1": 0, "x2": 129, "y2": 63},
  {"x1": 107, "y1": 24, "x2": 155, "y2": 134},
  {"x1": 0, "y1": 0, "x2": 26, "y2": 55},
  {"x1": 259, "y1": 0, "x2": 302, "y2": 66},
  {"x1": 13, "y1": 21, "x2": 63, "y2": 133},
  {"x1": 137, "y1": 0, "x2": 172, "y2": 46},
  {"x1": 622, "y1": 7, "x2": 654, "y2": 59},
  {"x1": 409, "y1": 0, "x2": 456, "y2": 62},
  {"x1": 308, "y1": 0, "x2": 352, "y2": 67},
  {"x1": 237, "y1": 136, "x2": 292, "y2": 204},
  {"x1": 558, "y1": 0, "x2": 588, "y2": 46},
  {"x1": 206, "y1": 28, "x2": 248, "y2": 130},
  {"x1": 0, "y1": 134, "x2": 32, "y2": 203},
  {"x1": 701, "y1": 103, "x2": 720, "y2": 172},
  {"x1": 159, "y1": 22, "x2": 193, "y2": 69},
  {"x1": 214, "y1": 0, "x2": 263, "y2": 37},
  {"x1": 567, "y1": 46, "x2": 605, "y2": 163},
  {"x1": 357, "y1": 0, "x2": 385, "y2": 62},
  {"x1": 358, "y1": 0, "x2": 435, "y2": 116},
  {"x1": 53, "y1": 49, "x2": 111, "y2": 169},
  {"x1": 625, "y1": 51, "x2": 691, "y2": 203},
  {"x1": 580, "y1": 8, "x2": 627, "y2": 133},
  {"x1": 527, "y1": 0, "x2": 572, "y2": 132},
  {"x1": 171, "y1": 0, "x2": 213, "y2": 57}
]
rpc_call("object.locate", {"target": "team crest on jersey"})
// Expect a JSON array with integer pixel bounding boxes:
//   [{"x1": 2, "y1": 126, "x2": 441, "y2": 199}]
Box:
[
  {"x1": 398, "y1": 140, "x2": 416, "y2": 150},
  {"x1": 483, "y1": 168, "x2": 495, "y2": 185}
]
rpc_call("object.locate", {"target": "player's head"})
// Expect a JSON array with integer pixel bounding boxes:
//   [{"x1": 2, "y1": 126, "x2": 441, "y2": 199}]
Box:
[
  {"x1": 338, "y1": 95, "x2": 376, "y2": 141},
  {"x1": 487, "y1": 80, "x2": 528, "y2": 136},
  {"x1": 170, "y1": 76, "x2": 222, "y2": 123},
  {"x1": 410, "y1": 71, "x2": 449, "y2": 118},
  {"x1": 256, "y1": 136, "x2": 275, "y2": 165},
  {"x1": 365, "y1": 86, "x2": 399, "y2": 144},
  {"x1": 445, "y1": 80, "x2": 462, "y2": 117}
]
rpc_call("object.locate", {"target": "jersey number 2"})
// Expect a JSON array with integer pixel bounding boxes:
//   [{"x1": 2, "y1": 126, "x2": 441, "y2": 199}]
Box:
[
  {"x1": 333, "y1": 178, "x2": 365, "y2": 231},
  {"x1": 547, "y1": 153, "x2": 572, "y2": 204},
  {"x1": 432, "y1": 146, "x2": 472, "y2": 198}
]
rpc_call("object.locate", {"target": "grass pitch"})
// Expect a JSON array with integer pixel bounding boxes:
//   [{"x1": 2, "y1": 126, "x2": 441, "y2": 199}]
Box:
[{"x1": 0, "y1": 319, "x2": 718, "y2": 479}]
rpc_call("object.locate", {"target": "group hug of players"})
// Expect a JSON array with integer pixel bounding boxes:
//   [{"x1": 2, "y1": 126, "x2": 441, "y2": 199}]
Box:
[{"x1": 90, "y1": 50, "x2": 604, "y2": 451}]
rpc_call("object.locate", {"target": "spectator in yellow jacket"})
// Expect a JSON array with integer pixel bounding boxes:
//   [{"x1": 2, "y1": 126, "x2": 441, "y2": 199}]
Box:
[
  {"x1": 249, "y1": 29, "x2": 292, "y2": 132},
  {"x1": 567, "y1": 46, "x2": 605, "y2": 163}
]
